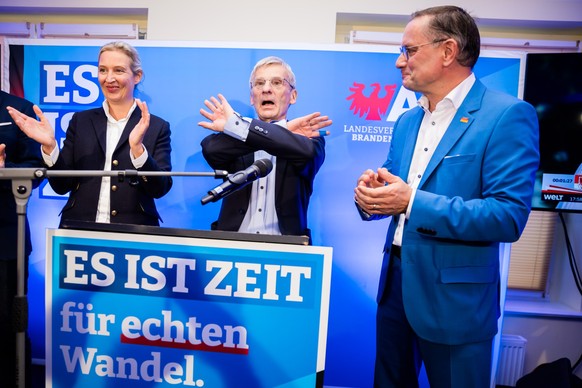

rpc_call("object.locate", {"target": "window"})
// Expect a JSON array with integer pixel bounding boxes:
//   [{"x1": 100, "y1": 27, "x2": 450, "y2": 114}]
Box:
[{"x1": 508, "y1": 211, "x2": 557, "y2": 292}]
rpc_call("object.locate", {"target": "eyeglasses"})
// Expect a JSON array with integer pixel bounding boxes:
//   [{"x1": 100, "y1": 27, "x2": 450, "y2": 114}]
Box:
[
  {"x1": 250, "y1": 77, "x2": 295, "y2": 90},
  {"x1": 399, "y1": 38, "x2": 447, "y2": 60}
]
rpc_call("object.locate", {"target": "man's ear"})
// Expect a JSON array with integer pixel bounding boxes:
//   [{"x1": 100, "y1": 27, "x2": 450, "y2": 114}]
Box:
[
  {"x1": 289, "y1": 89, "x2": 298, "y2": 105},
  {"x1": 442, "y1": 39, "x2": 458, "y2": 67}
]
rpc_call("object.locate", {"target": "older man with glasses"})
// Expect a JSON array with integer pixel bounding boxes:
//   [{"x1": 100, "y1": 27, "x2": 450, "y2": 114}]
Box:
[
  {"x1": 355, "y1": 6, "x2": 539, "y2": 387},
  {"x1": 199, "y1": 56, "x2": 332, "y2": 244}
]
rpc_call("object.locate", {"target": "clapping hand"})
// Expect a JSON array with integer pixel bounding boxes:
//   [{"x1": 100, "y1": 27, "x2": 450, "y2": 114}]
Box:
[
  {"x1": 6, "y1": 105, "x2": 57, "y2": 154},
  {"x1": 0, "y1": 144, "x2": 6, "y2": 168},
  {"x1": 128, "y1": 99, "x2": 150, "y2": 158}
]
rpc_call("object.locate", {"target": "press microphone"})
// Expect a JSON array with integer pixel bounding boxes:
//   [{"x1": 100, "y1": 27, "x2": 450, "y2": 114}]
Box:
[{"x1": 201, "y1": 158, "x2": 273, "y2": 205}]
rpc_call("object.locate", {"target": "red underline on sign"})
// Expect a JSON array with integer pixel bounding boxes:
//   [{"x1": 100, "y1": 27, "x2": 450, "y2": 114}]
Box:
[{"x1": 120, "y1": 335, "x2": 249, "y2": 355}]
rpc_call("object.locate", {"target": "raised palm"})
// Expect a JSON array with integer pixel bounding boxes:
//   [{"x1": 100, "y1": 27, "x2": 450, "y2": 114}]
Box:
[{"x1": 7, "y1": 105, "x2": 57, "y2": 152}]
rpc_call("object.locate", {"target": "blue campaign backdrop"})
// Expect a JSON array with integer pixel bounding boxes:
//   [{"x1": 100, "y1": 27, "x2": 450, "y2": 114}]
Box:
[{"x1": 13, "y1": 39, "x2": 522, "y2": 387}]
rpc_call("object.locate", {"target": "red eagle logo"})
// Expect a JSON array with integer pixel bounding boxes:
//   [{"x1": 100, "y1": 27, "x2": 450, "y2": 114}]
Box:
[{"x1": 346, "y1": 82, "x2": 397, "y2": 120}]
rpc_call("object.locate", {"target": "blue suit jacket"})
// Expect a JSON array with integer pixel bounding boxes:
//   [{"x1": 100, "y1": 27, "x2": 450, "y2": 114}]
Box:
[
  {"x1": 375, "y1": 80, "x2": 539, "y2": 345},
  {"x1": 201, "y1": 119, "x2": 325, "y2": 239},
  {"x1": 50, "y1": 106, "x2": 173, "y2": 226},
  {"x1": 0, "y1": 91, "x2": 42, "y2": 260}
]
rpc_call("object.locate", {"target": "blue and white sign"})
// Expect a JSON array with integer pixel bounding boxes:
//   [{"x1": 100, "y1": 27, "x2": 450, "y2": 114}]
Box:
[{"x1": 46, "y1": 228, "x2": 332, "y2": 387}]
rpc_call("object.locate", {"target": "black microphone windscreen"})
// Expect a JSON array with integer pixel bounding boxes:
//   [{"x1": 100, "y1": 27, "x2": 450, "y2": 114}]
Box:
[{"x1": 254, "y1": 159, "x2": 273, "y2": 177}]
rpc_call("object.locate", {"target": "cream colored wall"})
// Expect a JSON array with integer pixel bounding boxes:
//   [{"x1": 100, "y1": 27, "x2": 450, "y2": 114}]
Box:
[
  {"x1": 1, "y1": 0, "x2": 582, "y2": 42},
  {"x1": 503, "y1": 315, "x2": 582, "y2": 380}
]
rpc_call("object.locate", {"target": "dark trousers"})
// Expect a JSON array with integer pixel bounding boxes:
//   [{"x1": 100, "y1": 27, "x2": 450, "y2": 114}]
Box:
[
  {"x1": 0, "y1": 259, "x2": 32, "y2": 388},
  {"x1": 374, "y1": 251, "x2": 493, "y2": 388}
]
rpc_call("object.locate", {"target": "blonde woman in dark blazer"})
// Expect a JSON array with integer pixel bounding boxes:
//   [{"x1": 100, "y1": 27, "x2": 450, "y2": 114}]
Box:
[{"x1": 7, "y1": 41, "x2": 172, "y2": 227}]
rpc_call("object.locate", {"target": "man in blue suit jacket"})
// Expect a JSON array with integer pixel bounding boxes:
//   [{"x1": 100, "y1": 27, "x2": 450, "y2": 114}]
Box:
[{"x1": 355, "y1": 6, "x2": 539, "y2": 387}]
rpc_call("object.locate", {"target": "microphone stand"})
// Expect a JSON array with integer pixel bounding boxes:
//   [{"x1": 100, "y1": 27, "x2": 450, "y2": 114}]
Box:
[{"x1": 0, "y1": 167, "x2": 228, "y2": 388}]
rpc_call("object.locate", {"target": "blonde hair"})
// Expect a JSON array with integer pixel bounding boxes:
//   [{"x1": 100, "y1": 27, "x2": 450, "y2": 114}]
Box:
[{"x1": 99, "y1": 41, "x2": 143, "y2": 77}]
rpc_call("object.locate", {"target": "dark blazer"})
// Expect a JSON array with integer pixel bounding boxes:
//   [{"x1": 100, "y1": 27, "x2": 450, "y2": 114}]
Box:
[
  {"x1": 49, "y1": 106, "x2": 172, "y2": 227},
  {"x1": 371, "y1": 80, "x2": 539, "y2": 345},
  {"x1": 0, "y1": 91, "x2": 42, "y2": 260},
  {"x1": 201, "y1": 119, "x2": 325, "y2": 239}
]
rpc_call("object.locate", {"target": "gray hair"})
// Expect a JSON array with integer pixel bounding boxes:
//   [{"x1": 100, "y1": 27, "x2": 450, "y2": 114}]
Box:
[{"x1": 249, "y1": 56, "x2": 296, "y2": 89}]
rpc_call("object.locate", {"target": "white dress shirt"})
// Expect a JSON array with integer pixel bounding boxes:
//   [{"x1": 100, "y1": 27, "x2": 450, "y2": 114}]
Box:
[
  {"x1": 223, "y1": 114, "x2": 282, "y2": 235},
  {"x1": 392, "y1": 73, "x2": 476, "y2": 246}
]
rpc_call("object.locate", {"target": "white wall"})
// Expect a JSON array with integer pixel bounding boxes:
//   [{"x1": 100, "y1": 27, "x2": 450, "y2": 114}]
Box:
[
  {"x1": 2, "y1": 0, "x2": 582, "y2": 42},
  {"x1": 503, "y1": 315, "x2": 582, "y2": 380},
  {"x1": 503, "y1": 212, "x2": 582, "y2": 381}
]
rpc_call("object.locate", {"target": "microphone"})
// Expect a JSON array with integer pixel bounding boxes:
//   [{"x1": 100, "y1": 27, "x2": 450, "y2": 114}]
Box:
[{"x1": 201, "y1": 158, "x2": 273, "y2": 205}]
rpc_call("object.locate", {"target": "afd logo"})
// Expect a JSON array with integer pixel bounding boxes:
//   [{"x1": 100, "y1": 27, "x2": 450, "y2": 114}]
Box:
[{"x1": 346, "y1": 82, "x2": 418, "y2": 122}]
